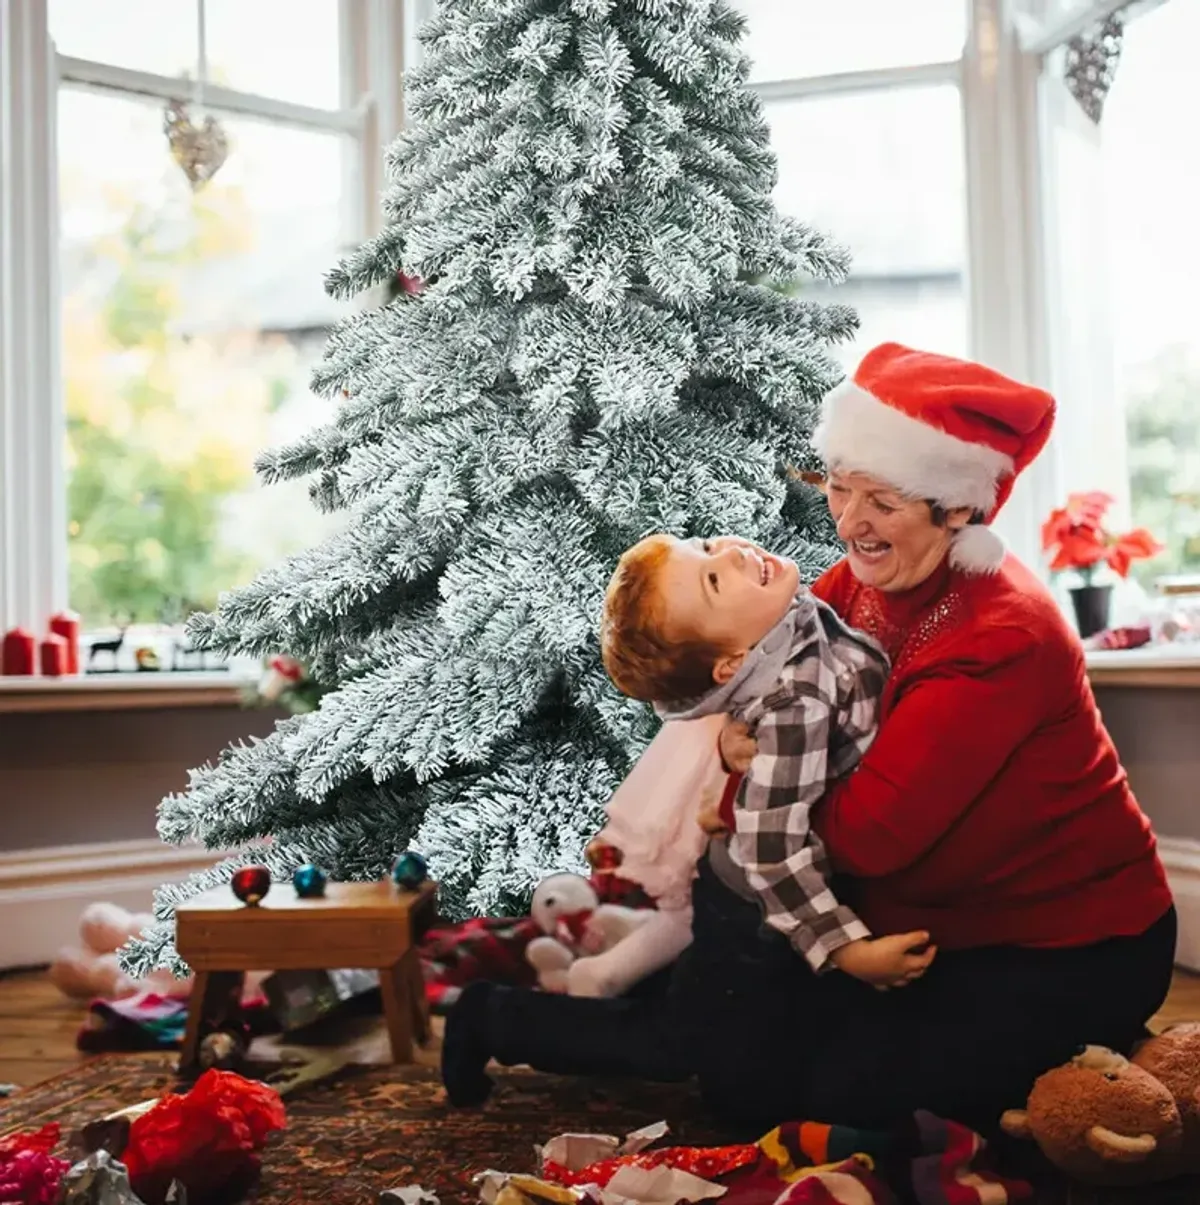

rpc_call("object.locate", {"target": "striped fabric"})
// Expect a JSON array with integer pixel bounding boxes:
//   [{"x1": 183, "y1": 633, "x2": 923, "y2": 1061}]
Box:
[{"x1": 540, "y1": 1111, "x2": 1031, "y2": 1204}]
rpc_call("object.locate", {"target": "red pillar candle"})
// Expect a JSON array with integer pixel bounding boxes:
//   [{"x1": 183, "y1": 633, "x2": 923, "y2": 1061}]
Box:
[
  {"x1": 2, "y1": 628, "x2": 37, "y2": 676},
  {"x1": 49, "y1": 610, "x2": 81, "y2": 674},
  {"x1": 40, "y1": 633, "x2": 69, "y2": 677}
]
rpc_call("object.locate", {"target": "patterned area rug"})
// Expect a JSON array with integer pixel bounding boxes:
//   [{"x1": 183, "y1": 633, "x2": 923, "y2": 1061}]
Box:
[
  {"x1": 0, "y1": 1054, "x2": 723, "y2": 1204},
  {"x1": 4, "y1": 1055, "x2": 1198, "y2": 1205}
]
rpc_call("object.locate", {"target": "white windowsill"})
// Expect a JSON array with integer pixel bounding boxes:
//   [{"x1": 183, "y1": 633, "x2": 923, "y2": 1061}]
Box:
[
  {"x1": 0, "y1": 670, "x2": 255, "y2": 691},
  {"x1": 0, "y1": 669, "x2": 261, "y2": 713},
  {"x1": 1085, "y1": 646, "x2": 1200, "y2": 688}
]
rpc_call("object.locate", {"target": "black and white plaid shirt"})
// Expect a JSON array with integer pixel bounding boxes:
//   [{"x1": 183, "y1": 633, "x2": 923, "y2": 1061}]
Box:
[{"x1": 721, "y1": 597, "x2": 889, "y2": 973}]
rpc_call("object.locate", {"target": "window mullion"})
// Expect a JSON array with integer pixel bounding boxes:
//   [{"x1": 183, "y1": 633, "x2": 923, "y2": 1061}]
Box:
[
  {"x1": 751, "y1": 59, "x2": 962, "y2": 103},
  {"x1": 57, "y1": 54, "x2": 365, "y2": 135},
  {"x1": 961, "y1": 0, "x2": 1058, "y2": 573},
  {"x1": 0, "y1": 0, "x2": 65, "y2": 637},
  {"x1": 343, "y1": 0, "x2": 407, "y2": 247}
]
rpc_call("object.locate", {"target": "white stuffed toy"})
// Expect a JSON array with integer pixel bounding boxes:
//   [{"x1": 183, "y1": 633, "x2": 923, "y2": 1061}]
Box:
[{"x1": 525, "y1": 873, "x2": 653, "y2": 996}]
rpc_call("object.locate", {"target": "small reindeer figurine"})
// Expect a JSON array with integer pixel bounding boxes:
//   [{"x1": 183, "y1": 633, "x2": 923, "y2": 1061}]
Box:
[{"x1": 87, "y1": 621, "x2": 129, "y2": 672}]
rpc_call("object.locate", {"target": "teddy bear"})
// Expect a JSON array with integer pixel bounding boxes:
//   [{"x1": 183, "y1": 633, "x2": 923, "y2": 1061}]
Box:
[
  {"x1": 524, "y1": 872, "x2": 658, "y2": 997},
  {"x1": 999, "y1": 1024, "x2": 1200, "y2": 1186},
  {"x1": 49, "y1": 902, "x2": 191, "y2": 1000}
]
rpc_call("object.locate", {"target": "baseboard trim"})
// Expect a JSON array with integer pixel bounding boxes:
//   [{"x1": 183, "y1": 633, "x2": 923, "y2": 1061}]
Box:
[
  {"x1": 1159, "y1": 836, "x2": 1200, "y2": 973},
  {"x1": 0, "y1": 838, "x2": 219, "y2": 969}
]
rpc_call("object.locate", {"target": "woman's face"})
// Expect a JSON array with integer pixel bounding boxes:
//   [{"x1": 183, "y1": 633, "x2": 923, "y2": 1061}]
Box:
[{"x1": 825, "y1": 471, "x2": 968, "y2": 592}]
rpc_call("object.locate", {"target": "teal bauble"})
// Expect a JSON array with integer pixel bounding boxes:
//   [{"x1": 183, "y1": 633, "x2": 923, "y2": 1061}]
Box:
[
  {"x1": 391, "y1": 851, "x2": 428, "y2": 890},
  {"x1": 292, "y1": 864, "x2": 328, "y2": 898}
]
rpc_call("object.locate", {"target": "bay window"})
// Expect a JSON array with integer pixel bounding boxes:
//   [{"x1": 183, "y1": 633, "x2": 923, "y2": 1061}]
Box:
[{"x1": 1, "y1": 0, "x2": 1197, "y2": 660}]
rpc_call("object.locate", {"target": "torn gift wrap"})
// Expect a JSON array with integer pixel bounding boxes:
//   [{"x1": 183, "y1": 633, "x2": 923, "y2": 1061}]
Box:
[
  {"x1": 377, "y1": 1187, "x2": 440, "y2": 1205},
  {"x1": 56, "y1": 1150, "x2": 150, "y2": 1205},
  {"x1": 475, "y1": 1166, "x2": 725, "y2": 1205},
  {"x1": 536, "y1": 1123, "x2": 670, "y2": 1175},
  {"x1": 476, "y1": 1170, "x2": 601, "y2": 1205},
  {"x1": 601, "y1": 1165, "x2": 725, "y2": 1203}
]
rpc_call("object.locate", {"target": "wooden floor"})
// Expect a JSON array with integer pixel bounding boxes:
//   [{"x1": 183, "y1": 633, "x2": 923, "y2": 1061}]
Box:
[{"x1": 2, "y1": 967, "x2": 1199, "y2": 1091}]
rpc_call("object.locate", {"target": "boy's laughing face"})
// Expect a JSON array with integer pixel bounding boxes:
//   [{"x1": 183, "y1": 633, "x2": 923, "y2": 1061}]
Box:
[{"x1": 658, "y1": 536, "x2": 800, "y2": 685}]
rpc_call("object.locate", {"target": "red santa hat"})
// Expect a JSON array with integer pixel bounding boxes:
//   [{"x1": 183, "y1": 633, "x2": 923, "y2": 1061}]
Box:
[{"x1": 812, "y1": 342, "x2": 1056, "y2": 574}]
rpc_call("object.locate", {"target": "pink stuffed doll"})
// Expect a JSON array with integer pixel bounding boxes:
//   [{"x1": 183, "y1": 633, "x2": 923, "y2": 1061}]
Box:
[
  {"x1": 561, "y1": 713, "x2": 728, "y2": 998},
  {"x1": 49, "y1": 902, "x2": 190, "y2": 1000}
]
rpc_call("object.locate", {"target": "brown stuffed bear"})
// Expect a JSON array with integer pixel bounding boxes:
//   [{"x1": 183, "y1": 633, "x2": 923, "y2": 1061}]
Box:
[{"x1": 1000, "y1": 1025, "x2": 1200, "y2": 1187}]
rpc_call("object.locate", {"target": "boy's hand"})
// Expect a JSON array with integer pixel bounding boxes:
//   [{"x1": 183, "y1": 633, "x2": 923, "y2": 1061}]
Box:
[
  {"x1": 697, "y1": 794, "x2": 728, "y2": 835},
  {"x1": 830, "y1": 931, "x2": 937, "y2": 989},
  {"x1": 718, "y1": 717, "x2": 757, "y2": 774}
]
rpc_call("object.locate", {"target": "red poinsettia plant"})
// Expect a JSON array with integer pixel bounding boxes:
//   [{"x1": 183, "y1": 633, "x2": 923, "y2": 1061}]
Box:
[{"x1": 1041, "y1": 491, "x2": 1162, "y2": 582}]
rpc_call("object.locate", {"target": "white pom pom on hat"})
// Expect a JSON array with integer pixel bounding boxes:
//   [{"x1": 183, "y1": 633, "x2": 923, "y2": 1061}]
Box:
[{"x1": 813, "y1": 343, "x2": 1057, "y2": 574}]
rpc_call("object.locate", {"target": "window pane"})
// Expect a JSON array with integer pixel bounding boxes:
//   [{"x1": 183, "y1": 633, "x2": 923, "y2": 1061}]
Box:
[
  {"x1": 1012, "y1": 1, "x2": 1097, "y2": 30},
  {"x1": 59, "y1": 88, "x2": 351, "y2": 646},
  {"x1": 205, "y1": 0, "x2": 342, "y2": 109},
  {"x1": 731, "y1": 0, "x2": 967, "y2": 83},
  {"x1": 765, "y1": 84, "x2": 968, "y2": 368},
  {"x1": 50, "y1": 0, "x2": 196, "y2": 78},
  {"x1": 1101, "y1": 3, "x2": 1200, "y2": 581}
]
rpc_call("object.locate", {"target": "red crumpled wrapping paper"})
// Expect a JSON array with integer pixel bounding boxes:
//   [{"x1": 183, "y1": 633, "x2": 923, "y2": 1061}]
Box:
[
  {"x1": 543, "y1": 1141, "x2": 759, "y2": 1188},
  {"x1": 0, "y1": 1124, "x2": 71, "y2": 1205},
  {"x1": 122, "y1": 1069, "x2": 286, "y2": 1205}
]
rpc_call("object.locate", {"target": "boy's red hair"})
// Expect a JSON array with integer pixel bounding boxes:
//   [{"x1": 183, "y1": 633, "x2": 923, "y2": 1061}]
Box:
[{"x1": 601, "y1": 534, "x2": 725, "y2": 704}]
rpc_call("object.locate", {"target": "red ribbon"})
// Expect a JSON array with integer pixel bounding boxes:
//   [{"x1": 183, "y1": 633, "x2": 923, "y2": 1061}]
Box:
[{"x1": 554, "y1": 909, "x2": 594, "y2": 948}]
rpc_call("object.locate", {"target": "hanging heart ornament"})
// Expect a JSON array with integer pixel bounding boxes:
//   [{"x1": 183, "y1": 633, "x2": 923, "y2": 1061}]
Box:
[{"x1": 163, "y1": 98, "x2": 229, "y2": 189}]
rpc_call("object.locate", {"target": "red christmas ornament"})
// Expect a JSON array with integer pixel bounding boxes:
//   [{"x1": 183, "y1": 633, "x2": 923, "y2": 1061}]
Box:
[
  {"x1": 396, "y1": 270, "x2": 425, "y2": 296},
  {"x1": 39, "y1": 634, "x2": 68, "y2": 677},
  {"x1": 49, "y1": 611, "x2": 81, "y2": 674},
  {"x1": 230, "y1": 866, "x2": 272, "y2": 906},
  {"x1": 2, "y1": 627, "x2": 36, "y2": 676}
]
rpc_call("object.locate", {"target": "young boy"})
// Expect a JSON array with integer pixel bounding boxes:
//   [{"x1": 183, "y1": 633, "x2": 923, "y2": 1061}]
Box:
[{"x1": 601, "y1": 532, "x2": 935, "y2": 989}]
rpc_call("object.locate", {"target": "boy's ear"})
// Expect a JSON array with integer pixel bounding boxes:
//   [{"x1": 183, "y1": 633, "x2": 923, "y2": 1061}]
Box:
[{"x1": 712, "y1": 651, "x2": 746, "y2": 685}]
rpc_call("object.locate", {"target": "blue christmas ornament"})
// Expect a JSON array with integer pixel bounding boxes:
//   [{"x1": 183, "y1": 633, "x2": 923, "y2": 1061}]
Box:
[
  {"x1": 292, "y1": 864, "x2": 328, "y2": 898},
  {"x1": 391, "y1": 850, "x2": 428, "y2": 890}
]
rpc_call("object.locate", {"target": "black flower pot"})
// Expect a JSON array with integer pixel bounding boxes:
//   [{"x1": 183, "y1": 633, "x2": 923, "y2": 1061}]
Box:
[{"x1": 1069, "y1": 584, "x2": 1113, "y2": 639}]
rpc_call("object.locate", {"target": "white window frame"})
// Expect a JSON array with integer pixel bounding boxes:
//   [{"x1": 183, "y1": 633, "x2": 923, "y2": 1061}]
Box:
[
  {"x1": 0, "y1": 0, "x2": 405, "y2": 641},
  {"x1": 1015, "y1": 0, "x2": 1174, "y2": 536}
]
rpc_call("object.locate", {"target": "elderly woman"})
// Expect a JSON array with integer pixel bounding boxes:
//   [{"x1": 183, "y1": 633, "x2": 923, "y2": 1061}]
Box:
[{"x1": 442, "y1": 343, "x2": 1176, "y2": 1134}]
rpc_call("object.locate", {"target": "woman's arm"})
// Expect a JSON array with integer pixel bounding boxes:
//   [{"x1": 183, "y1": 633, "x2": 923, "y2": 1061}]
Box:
[{"x1": 815, "y1": 625, "x2": 1048, "y2": 878}]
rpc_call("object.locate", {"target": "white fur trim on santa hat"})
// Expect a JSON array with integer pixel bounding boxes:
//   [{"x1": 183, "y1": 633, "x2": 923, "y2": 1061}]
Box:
[
  {"x1": 813, "y1": 378, "x2": 1015, "y2": 514},
  {"x1": 948, "y1": 524, "x2": 1006, "y2": 575}
]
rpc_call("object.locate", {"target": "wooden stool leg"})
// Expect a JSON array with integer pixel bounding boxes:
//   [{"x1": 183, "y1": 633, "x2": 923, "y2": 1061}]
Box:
[
  {"x1": 405, "y1": 946, "x2": 430, "y2": 1044},
  {"x1": 179, "y1": 970, "x2": 245, "y2": 1072},
  {"x1": 380, "y1": 957, "x2": 415, "y2": 1063}
]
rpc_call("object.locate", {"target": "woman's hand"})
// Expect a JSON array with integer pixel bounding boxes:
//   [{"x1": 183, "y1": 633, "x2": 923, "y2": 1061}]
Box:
[{"x1": 718, "y1": 717, "x2": 757, "y2": 774}]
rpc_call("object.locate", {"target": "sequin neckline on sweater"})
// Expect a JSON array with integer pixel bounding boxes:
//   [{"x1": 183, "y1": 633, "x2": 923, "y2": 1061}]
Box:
[{"x1": 848, "y1": 558, "x2": 965, "y2": 669}]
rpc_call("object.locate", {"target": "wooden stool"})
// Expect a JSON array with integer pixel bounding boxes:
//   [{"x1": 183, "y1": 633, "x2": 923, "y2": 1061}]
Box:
[{"x1": 175, "y1": 878, "x2": 437, "y2": 1070}]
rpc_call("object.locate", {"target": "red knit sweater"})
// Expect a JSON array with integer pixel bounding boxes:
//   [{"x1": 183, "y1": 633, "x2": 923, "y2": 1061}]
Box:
[{"x1": 801, "y1": 555, "x2": 1173, "y2": 951}]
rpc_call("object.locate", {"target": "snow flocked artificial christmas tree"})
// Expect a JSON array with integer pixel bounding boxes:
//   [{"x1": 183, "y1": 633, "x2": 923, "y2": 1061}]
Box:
[{"x1": 123, "y1": 0, "x2": 857, "y2": 978}]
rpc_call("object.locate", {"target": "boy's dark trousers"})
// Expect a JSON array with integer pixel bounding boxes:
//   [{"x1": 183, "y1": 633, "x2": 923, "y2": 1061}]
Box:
[{"x1": 470, "y1": 855, "x2": 1178, "y2": 1134}]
